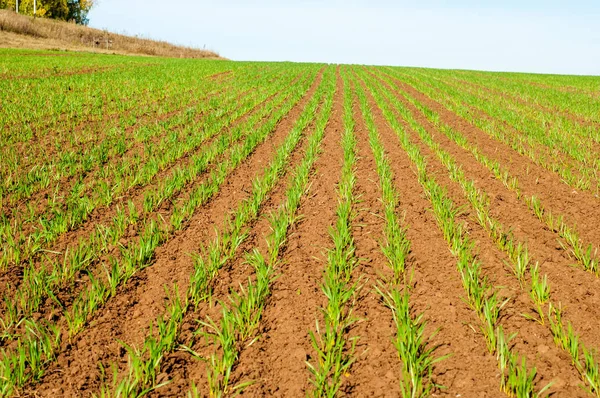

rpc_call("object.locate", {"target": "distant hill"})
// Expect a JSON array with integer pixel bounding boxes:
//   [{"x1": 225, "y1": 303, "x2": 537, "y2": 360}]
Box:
[{"x1": 0, "y1": 9, "x2": 223, "y2": 59}]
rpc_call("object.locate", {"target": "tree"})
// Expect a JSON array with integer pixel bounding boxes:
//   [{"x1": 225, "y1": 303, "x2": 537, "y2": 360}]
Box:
[
  {"x1": 2, "y1": 0, "x2": 95, "y2": 24},
  {"x1": 67, "y1": 0, "x2": 94, "y2": 25},
  {"x1": 42, "y1": 0, "x2": 69, "y2": 20}
]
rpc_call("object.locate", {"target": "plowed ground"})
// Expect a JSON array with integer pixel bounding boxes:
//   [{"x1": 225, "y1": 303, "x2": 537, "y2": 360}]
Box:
[{"x1": 2, "y1": 51, "x2": 600, "y2": 397}]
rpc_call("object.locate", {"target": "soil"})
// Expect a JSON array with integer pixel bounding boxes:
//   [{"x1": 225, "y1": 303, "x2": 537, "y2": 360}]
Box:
[
  {"x1": 22, "y1": 68, "x2": 325, "y2": 398},
  {"x1": 5, "y1": 59, "x2": 599, "y2": 397},
  {"x1": 219, "y1": 67, "x2": 345, "y2": 398},
  {"x1": 0, "y1": 68, "x2": 296, "y2": 300}
]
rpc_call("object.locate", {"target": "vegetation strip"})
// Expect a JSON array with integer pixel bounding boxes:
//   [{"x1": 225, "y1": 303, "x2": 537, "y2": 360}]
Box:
[
  {"x1": 355, "y1": 72, "x2": 447, "y2": 396},
  {"x1": 0, "y1": 67, "x2": 322, "y2": 396},
  {"x1": 358, "y1": 69, "x2": 552, "y2": 396},
  {"x1": 371, "y1": 70, "x2": 600, "y2": 396},
  {"x1": 305, "y1": 67, "x2": 359, "y2": 397},
  {"x1": 94, "y1": 66, "x2": 336, "y2": 397},
  {"x1": 1, "y1": 63, "x2": 238, "y2": 203}
]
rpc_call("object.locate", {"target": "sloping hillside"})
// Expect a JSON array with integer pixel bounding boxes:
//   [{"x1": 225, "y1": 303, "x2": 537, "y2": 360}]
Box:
[{"x1": 0, "y1": 9, "x2": 222, "y2": 58}]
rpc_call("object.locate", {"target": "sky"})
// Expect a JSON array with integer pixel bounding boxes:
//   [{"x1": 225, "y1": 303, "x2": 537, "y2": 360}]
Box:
[{"x1": 88, "y1": 0, "x2": 600, "y2": 75}]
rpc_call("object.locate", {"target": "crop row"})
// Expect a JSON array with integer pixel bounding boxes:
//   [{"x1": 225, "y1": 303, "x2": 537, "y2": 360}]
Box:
[
  {"x1": 0, "y1": 63, "x2": 301, "y2": 271},
  {"x1": 0, "y1": 66, "x2": 322, "y2": 395},
  {"x1": 391, "y1": 68, "x2": 600, "y2": 193},
  {"x1": 359, "y1": 68, "x2": 551, "y2": 395},
  {"x1": 355, "y1": 70, "x2": 444, "y2": 396},
  {"x1": 98, "y1": 66, "x2": 336, "y2": 397}
]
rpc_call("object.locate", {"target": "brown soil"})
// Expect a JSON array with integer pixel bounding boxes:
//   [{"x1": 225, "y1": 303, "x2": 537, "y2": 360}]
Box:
[
  {"x1": 389, "y1": 70, "x2": 596, "y2": 190},
  {"x1": 0, "y1": 70, "x2": 233, "y2": 211},
  {"x1": 441, "y1": 76, "x2": 600, "y2": 159},
  {"x1": 1, "y1": 63, "x2": 243, "y2": 178},
  {"x1": 7, "y1": 59, "x2": 600, "y2": 398},
  {"x1": 0, "y1": 71, "x2": 312, "y2": 350},
  {"x1": 371, "y1": 71, "x2": 592, "y2": 395},
  {"x1": 23, "y1": 68, "x2": 324, "y2": 398},
  {"x1": 218, "y1": 67, "x2": 344, "y2": 398},
  {"x1": 146, "y1": 69, "x2": 328, "y2": 398},
  {"x1": 0, "y1": 76, "x2": 277, "y2": 305},
  {"x1": 208, "y1": 70, "x2": 234, "y2": 81},
  {"x1": 381, "y1": 73, "x2": 600, "y2": 342},
  {"x1": 2, "y1": 86, "x2": 213, "y2": 222},
  {"x1": 0, "y1": 69, "x2": 273, "y2": 226}
]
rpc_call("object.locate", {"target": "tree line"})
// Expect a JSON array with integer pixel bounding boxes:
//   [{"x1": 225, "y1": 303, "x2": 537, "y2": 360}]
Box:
[{"x1": 1, "y1": 0, "x2": 95, "y2": 25}]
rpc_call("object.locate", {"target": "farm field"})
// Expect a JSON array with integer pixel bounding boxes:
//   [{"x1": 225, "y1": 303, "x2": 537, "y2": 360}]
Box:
[{"x1": 1, "y1": 48, "x2": 600, "y2": 397}]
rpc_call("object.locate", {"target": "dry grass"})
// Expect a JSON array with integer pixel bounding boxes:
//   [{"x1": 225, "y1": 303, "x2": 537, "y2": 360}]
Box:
[{"x1": 0, "y1": 9, "x2": 223, "y2": 59}]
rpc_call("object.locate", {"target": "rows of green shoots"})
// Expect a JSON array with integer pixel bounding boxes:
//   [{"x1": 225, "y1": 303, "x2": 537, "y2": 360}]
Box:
[
  {"x1": 374, "y1": 69, "x2": 600, "y2": 276},
  {"x1": 355, "y1": 73, "x2": 447, "y2": 397},
  {"x1": 370, "y1": 70, "x2": 600, "y2": 396},
  {"x1": 386, "y1": 68, "x2": 599, "y2": 194},
  {"x1": 0, "y1": 65, "x2": 322, "y2": 396},
  {"x1": 359, "y1": 69, "x2": 551, "y2": 397},
  {"x1": 0, "y1": 65, "x2": 300, "y2": 271},
  {"x1": 307, "y1": 67, "x2": 359, "y2": 397}
]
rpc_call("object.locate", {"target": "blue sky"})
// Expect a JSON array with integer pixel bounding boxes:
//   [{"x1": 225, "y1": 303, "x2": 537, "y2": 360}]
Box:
[{"x1": 88, "y1": 1, "x2": 600, "y2": 75}]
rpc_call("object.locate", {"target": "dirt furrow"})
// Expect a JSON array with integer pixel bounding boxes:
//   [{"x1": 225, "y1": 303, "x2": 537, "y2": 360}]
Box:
[
  {"x1": 24, "y1": 70, "x2": 294, "y2": 251},
  {"x1": 22, "y1": 69, "x2": 325, "y2": 397},
  {"x1": 208, "y1": 69, "x2": 344, "y2": 398},
  {"x1": 368, "y1": 72, "x2": 586, "y2": 395},
  {"x1": 0, "y1": 67, "x2": 264, "y2": 212},
  {"x1": 382, "y1": 72, "x2": 600, "y2": 258},
  {"x1": 385, "y1": 72, "x2": 600, "y2": 362},
  {"x1": 443, "y1": 76, "x2": 600, "y2": 158}
]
